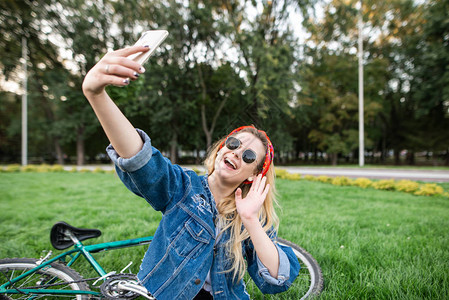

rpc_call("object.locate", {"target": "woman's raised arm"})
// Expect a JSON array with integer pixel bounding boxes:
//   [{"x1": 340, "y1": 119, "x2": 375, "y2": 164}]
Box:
[{"x1": 82, "y1": 45, "x2": 149, "y2": 158}]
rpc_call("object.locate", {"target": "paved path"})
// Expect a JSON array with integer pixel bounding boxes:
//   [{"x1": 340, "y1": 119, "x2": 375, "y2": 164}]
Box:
[
  {"x1": 280, "y1": 167, "x2": 449, "y2": 182},
  {"x1": 66, "y1": 165, "x2": 449, "y2": 182}
]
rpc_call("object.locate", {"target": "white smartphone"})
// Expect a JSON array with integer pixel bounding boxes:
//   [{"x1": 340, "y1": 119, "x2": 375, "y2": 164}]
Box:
[{"x1": 128, "y1": 30, "x2": 169, "y2": 65}]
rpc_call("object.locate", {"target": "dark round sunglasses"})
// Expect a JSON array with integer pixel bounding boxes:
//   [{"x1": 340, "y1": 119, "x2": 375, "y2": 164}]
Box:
[{"x1": 225, "y1": 137, "x2": 257, "y2": 164}]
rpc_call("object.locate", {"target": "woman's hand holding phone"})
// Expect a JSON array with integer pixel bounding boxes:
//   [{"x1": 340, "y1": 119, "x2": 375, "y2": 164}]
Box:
[
  {"x1": 81, "y1": 45, "x2": 150, "y2": 159},
  {"x1": 82, "y1": 46, "x2": 149, "y2": 97},
  {"x1": 82, "y1": 30, "x2": 168, "y2": 97},
  {"x1": 81, "y1": 31, "x2": 169, "y2": 158}
]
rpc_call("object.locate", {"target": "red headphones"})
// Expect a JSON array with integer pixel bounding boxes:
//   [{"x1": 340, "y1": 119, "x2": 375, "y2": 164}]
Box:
[{"x1": 218, "y1": 126, "x2": 274, "y2": 184}]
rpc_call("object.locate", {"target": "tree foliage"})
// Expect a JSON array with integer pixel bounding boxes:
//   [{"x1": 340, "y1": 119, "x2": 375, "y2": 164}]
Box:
[{"x1": 1, "y1": 0, "x2": 448, "y2": 166}]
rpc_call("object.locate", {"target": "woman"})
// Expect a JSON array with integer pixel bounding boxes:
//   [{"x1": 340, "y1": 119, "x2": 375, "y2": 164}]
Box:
[{"x1": 82, "y1": 45, "x2": 300, "y2": 299}]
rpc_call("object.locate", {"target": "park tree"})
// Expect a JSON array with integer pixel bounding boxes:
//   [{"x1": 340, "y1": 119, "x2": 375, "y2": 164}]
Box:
[
  {"x1": 300, "y1": 0, "x2": 385, "y2": 165},
  {"x1": 47, "y1": 0, "x2": 161, "y2": 165},
  {"x1": 221, "y1": 0, "x2": 314, "y2": 160},
  {"x1": 408, "y1": 0, "x2": 449, "y2": 165},
  {"x1": 361, "y1": 0, "x2": 426, "y2": 164},
  {"x1": 0, "y1": 0, "x2": 78, "y2": 164},
  {"x1": 3, "y1": 0, "x2": 446, "y2": 167}
]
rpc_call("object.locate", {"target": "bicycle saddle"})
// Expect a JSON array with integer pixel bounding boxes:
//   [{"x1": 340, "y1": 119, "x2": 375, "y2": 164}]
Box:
[{"x1": 50, "y1": 221, "x2": 102, "y2": 250}]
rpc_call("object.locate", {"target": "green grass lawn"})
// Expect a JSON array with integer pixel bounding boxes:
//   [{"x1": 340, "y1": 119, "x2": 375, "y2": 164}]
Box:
[{"x1": 1, "y1": 173, "x2": 448, "y2": 299}]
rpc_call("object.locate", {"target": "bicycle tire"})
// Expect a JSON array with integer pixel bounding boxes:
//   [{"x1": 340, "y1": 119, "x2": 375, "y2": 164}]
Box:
[
  {"x1": 244, "y1": 238, "x2": 323, "y2": 299},
  {"x1": 0, "y1": 258, "x2": 91, "y2": 300},
  {"x1": 277, "y1": 238, "x2": 323, "y2": 299}
]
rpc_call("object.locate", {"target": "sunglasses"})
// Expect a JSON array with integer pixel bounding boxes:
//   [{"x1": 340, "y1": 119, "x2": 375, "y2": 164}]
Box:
[{"x1": 225, "y1": 137, "x2": 257, "y2": 164}]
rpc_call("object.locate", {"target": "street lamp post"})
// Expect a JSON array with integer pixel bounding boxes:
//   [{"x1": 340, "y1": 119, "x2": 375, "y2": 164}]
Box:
[
  {"x1": 22, "y1": 37, "x2": 28, "y2": 166},
  {"x1": 358, "y1": 0, "x2": 364, "y2": 167}
]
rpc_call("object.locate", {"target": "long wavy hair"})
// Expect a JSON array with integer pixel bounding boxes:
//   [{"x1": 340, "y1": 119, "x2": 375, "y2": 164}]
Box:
[{"x1": 203, "y1": 126, "x2": 279, "y2": 282}]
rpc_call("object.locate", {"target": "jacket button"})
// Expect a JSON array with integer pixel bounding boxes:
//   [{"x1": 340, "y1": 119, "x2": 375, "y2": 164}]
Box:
[{"x1": 194, "y1": 279, "x2": 201, "y2": 285}]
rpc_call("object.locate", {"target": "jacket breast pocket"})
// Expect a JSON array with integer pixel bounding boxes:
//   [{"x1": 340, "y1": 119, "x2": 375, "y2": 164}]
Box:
[{"x1": 170, "y1": 218, "x2": 212, "y2": 259}]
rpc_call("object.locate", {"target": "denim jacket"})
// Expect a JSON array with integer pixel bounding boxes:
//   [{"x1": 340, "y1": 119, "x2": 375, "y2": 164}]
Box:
[{"x1": 106, "y1": 129, "x2": 300, "y2": 300}]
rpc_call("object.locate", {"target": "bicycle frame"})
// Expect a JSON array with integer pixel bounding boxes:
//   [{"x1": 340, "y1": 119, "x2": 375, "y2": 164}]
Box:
[{"x1": 0, "y1": 235, "x2": 153, "y2": 297}]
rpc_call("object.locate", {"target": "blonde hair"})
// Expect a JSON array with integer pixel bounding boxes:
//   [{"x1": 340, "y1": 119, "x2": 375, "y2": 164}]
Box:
[{"x1": 203, "y1": 127, "x2": 279, "y2": 282}]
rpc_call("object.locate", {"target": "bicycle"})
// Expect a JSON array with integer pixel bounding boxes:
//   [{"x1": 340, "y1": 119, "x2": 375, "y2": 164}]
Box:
[{"x1": 0, "y1": 221, "x2": 323, "y2": 299}]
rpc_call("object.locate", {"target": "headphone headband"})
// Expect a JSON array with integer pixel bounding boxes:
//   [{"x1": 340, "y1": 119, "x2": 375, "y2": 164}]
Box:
[{"x1": 218, "y1": 126, "x2": 274, "y2": 184}]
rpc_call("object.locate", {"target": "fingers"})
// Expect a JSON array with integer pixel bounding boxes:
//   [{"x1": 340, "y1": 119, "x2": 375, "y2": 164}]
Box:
[
  {"x1": 97, "y1": 49, "x2": 148, "y2": 87},
  {"x1": 251, "y1": 174, "x2": 267, "y2": 193},
  {"x1": 249, "y1": 173, "x2": 261, "y2": 191},
  {"x1": 83, "y1": 46, "x2": 149, "y2": 95},
  {"x1": 261, "y1": 183, "x2": 270, "y2": 200},
  {"x1": 103, "y1": 63, "x2": 142, "y2": 81},
  {"x1": 235, "y1": 188, "x2": 242, "y2": 201},
  {"x1": 259, "y1": 176, "x2": 267, "y2": 193},
  {"x1": 102, "y1": 74, "x2": 132, "y2": 87},
  {"x1": 115, "y1": 45, "x2": 150, "y2": 57}
]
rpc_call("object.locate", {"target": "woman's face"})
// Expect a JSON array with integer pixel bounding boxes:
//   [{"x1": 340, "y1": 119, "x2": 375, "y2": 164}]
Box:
[{"x1": 214, "y1": 132, "x2": 266, "y2": 185}]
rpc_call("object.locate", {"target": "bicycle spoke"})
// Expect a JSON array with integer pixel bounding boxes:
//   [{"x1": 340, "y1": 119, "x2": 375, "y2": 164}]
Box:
[{"x1": 0, "y1": 258, "x2": 93, "y2": 300}]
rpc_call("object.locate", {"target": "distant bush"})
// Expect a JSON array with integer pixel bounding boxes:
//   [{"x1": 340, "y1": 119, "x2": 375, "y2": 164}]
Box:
[
  {"x1": 275, "y1": 168, "x2": 289, "y2": 179},
  {"x1": 4, "y1": 164, "x2": 21, "y2": 172},
  {"x1": 35, "y1": 164, "x2": 51, "y2": 173},
  {"x1": 285, "y1": 173, "x2": 301, "y2": 180},
  {"x1": 0, "y1": 164, "x2": 116, "y2": 174},
  {"x1": 49, "y1": 164, "x2": 65, "y2": 172},
  {"x1": 92, "y1": 167, "x2": 106, "y2": 174},
  {"x1": 294, "y1": 169, "x2": 447, "y2": 198},
  {"x1": 395, "y1": 180, "x2": 419, "y2": 193},
  {"x1": 275, "y1": 168, "x2": 301, "y2": 181},
  {"x1": 352, "y1": 178, "x2": 372, "y2": 188},
  {"x1": 332, "y1": 176, "x2": 352, "y2": 186},
  {"x1": 21, "y1": 165, "x2": 38, "y2": 172},
  {"x1": 316, "y1": 176, "x2": 332, "y2": 183},
  {"x1": 304, "y1": 175, "x2": 317, "y2": 181},
  {"x1": 414, "y1": 184, "x2": 444, "y2": 196},
  {"x1": 2, "y1": 164, "x2": 448, "y2": 199},
  {"x1": 372, "y1": 179, "x2": 396, "y2": 191}
]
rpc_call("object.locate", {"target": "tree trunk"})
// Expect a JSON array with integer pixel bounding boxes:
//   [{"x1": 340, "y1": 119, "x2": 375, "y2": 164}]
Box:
[
  {"x1": 381, "y1": 136, "x2": 387, "y2": 163},
  {"x1": 406, "y1": 151, "x2": 415, "y2": 165},
  {"x1": 394, "y1": 149, "x2": 400, "y2": 165},
  {"x1": 54, "y1": 138, "x2": 64, "y2": 165},
  {"x1": 195, "y1": 149, "x2": 201, "y2": 164},
  {"x1": 170, "y1": 131, "x2": 178, "y2": 164},
  {"x1": 331, "y1": 153, "x2": 338, "y2": 166},
  {"x1": 446, "y1": 148, "x2": 449, "y2": 166},
  {"x1": 76, "y1": 126, "x2": 85, "y2": 166}
]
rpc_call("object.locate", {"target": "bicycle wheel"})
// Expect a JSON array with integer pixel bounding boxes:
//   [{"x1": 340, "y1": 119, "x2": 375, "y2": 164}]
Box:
[
  {"x1": 244, "y1": 238, "x2": 323, "y2": 299},
  {"x1": 0, "y1": 258, "x2": 91, "y2": 299},
  {"x1": 277, "y1": 238, "x2": 323, "y2": 299}
]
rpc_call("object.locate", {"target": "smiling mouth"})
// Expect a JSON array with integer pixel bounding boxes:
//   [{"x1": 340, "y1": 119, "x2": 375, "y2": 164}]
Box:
[{"x1": 224, "y1": 158, "x2": 237, "y2": 170}]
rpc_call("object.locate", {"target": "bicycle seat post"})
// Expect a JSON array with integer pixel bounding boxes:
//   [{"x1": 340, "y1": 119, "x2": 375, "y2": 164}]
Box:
[
  {"x1": 64, "y1": 229, "x2": 108, "y2": 277},
  {"x1": 66, "y1": 230, "x2": 81, "y2": 245}
]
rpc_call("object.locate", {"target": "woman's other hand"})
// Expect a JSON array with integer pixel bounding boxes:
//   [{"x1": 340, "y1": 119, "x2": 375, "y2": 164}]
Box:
[
  {"x1": 235, "y1": 174, "x2": 270, "y2": 223},
  {"x1": 235, "y1": 174, "x2": 279, "y2": 277},
  {"x1": 82, "y1": 45, "x2": 149, "y2": 97}
]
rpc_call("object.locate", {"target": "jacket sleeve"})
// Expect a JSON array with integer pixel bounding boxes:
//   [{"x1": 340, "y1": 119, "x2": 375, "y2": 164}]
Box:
[
  {"x1": 244, "y1": 233, "x2": 300, "y2": 294},
  {"x1": 106, "y1": 128, "x2": 190, "y2": 213}
]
